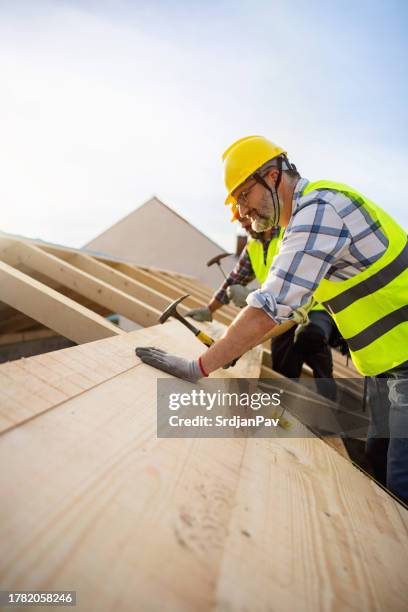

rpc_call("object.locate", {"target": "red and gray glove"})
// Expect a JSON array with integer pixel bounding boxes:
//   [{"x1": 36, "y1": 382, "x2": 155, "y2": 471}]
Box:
[{"x1": 135, "y1": 347, "x2": 206, "y2": 382}]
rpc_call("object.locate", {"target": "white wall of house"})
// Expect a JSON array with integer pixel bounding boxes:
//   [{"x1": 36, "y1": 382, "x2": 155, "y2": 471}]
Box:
[{"x1": 85, "y1": 197, "x2": 238, "y2": 289}]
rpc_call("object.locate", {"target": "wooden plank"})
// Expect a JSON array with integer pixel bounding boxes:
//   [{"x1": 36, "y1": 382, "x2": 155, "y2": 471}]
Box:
[
  {"x1": 0, "y1": 320, "x2": 260, "y2": 434},
  {"x1": 0, "y1": 260, "x2": 122, "y2": 344},
  {"x1": 212, "y1": 437, "x2": 407, "y2": 612},
  {"x1": 0, "y1": 332, "x2": 136, "y2": 433},
  {"x1": 1, "y1": 241, "x2": 162, "y2": 329},
  {"x1": 0, "y1": 325, "x2": 406, "y2": 611}
]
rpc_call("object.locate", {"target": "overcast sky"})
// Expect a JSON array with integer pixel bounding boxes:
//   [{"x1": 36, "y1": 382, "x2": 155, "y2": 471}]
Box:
[{"x1": 1, "y1": 0, "x2": 407, "y2": 252}]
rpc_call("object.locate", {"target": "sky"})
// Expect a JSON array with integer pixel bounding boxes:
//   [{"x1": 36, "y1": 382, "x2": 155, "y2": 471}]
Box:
[{"x1": 1, "y1": 0, "x2": 407, "y2": 252}]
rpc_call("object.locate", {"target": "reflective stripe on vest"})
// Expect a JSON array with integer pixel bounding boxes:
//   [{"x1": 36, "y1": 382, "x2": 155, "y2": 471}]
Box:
[
  {"x1": 305, "y1": 180, "x2": 408, "y2": 376},
  {"x1": 246, "y1": 228, "x2": 284, "y2": 284}
]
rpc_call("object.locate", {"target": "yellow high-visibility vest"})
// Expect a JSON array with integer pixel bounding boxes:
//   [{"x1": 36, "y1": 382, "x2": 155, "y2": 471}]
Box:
[
  {"x1": 303, "y1": 180, "x2": 408, "y2": 376},
  {"x1": 246, "y1": 228, "x2": 284, "y2": 284}
]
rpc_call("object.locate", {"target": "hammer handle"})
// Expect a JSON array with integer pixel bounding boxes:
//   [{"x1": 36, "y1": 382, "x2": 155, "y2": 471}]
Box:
[
  {"x1": 223, "y1": 356, "x2": 240, "y2": 369},
  {"x1": 195, "y1": 328, "x2": 239, "y2": 364},
  {"x1": 195, "y1": 330, "x2": 215, "y2": 347}
]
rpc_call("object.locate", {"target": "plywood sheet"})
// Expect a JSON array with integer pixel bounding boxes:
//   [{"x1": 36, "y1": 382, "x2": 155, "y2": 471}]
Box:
[
  {"x1": 0, "y1": 321, "x2": 407, "y2": 612},
  {"x1": 0, "y1": 320, "x2": 259, "y2": 434}
]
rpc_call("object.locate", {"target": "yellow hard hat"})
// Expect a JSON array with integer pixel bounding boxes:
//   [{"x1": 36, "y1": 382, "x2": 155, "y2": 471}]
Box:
[
  {"x1": 229, "y1": 205, "x2": 241, "y2": 222},
  {"x1": 222, "y1": 135, "x2": 287, "y2": 206}
]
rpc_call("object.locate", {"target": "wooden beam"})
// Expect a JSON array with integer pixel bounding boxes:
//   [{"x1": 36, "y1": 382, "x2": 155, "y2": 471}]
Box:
[
  {"x1": 112, "y1": 262, "x2": 234, "y2": 326},
  {"x1": 112, "y1": 262, "x2": 195, "y2": 299},
  {"x1": 154, "y1": 269, "x2": 212, "y2": 300},
  {"x1": 0, "y1": 260, "x2": 122, "y2": 344},
  {"x1": 152, "y1": 268, "x2": 217, "y2": 302},
  {"x1": 152, "y1": 269, "x2": 239, "y2": 319},
  {"x1": 68, "y1": 252, "x2": 193, "y2": 317},
  {"x1": 139, "y1": 264, "x2": 195, "y2": 280},
  {"x1": 1, "y1": 241, "x2": 161, "y2": 328}
]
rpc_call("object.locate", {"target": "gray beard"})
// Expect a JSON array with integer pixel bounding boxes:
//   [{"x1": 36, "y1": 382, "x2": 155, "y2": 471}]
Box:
[
  {"x1": 251, "y1": 216, "x2": 274, "y2": 232},
  {"x1": 251, "y1": 190, "x2": 279, "y2": 232}
]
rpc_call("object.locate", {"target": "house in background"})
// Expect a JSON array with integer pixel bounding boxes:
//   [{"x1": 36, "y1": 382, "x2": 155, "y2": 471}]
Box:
[{"x1": 85, "y1": 197, "x2": 239, "y2": 289}]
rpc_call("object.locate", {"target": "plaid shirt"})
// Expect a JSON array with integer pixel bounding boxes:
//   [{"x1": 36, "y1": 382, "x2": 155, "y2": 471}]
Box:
[
  {"x1": 247, "y1": 178, "x2": 389, "y2": 323},
  {"x1": 214, "y1": 228, "x2": 281, "y2": 304}
]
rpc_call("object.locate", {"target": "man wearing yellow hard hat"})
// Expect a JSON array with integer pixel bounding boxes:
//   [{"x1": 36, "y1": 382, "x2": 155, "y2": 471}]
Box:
[{"x1": 137, "y1": 135, "x2": 408, "y2": 504}]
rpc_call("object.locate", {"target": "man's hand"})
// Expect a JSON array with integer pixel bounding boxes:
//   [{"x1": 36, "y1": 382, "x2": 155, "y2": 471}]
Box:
[
  {"x1": 185, "y1": 306, "x2": 213, "y2": 322},
  {"x1": 135, "y1": 347, "x2": 203, "y2": 382},
  {"x1": 226, "y1": 284, "x2": 252, "y2": 308}
]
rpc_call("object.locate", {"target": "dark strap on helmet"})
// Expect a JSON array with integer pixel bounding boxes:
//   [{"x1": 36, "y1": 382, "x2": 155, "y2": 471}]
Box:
[{"x1": 253, "y1": 155, "x2": 283, "y2": 226}]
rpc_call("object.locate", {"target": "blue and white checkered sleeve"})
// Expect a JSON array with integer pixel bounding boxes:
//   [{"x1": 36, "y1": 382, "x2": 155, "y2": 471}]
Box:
[{"x1": 246, "y1": 201, "x2": 351, "y2": 323}]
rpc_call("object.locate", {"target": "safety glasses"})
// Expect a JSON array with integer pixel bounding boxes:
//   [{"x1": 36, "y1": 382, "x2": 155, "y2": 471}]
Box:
[{"x1": 229, "y1": 179, "x2": 258, "y2": 221}]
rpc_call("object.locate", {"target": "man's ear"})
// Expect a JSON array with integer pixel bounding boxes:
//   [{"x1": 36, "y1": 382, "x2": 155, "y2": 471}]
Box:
[{"x1": 265, "y1": 167, "x2": 279, "y2": 184}]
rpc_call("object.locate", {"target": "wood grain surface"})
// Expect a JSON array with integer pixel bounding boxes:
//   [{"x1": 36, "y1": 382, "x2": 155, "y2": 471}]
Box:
[{"x1": 0, "y1": 322, "x2": 407, "y2": 612}]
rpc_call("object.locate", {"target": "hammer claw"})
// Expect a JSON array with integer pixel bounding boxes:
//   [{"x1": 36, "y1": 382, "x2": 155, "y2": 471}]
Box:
[{"x1": 159, "y1": 294, "x2": 216, "y2": 348}]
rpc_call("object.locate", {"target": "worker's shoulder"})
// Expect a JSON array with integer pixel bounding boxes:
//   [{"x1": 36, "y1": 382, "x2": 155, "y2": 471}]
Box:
[{"x1": 295, "y1": 186, "x2": 355, "y2": 218}]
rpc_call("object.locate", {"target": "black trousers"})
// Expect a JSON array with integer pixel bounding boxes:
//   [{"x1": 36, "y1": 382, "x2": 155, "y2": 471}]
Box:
[{"x1": 271, "y1": 311, "x2": 337, "y2": 401}]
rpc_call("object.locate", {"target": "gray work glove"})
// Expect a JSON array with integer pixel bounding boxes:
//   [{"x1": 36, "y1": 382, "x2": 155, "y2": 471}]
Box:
[
  {"x1": 135, "y1": 347, "x2": 203, "y2": 382},
  {"x1": 185, "y1": 306, "x2": 213, "y2": 322},
  {"x1": 226, "y1": 284, "x2": 252, "y2": 308}
]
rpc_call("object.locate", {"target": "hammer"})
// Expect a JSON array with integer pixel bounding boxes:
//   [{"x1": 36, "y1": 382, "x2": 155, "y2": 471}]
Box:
[
  {"x1": 159, "y1": 294, "x2": 215, "y2": 348},
  {"x1": 159, "y1": 294, "x2": 239, "y2": 368},
  {"x1": 207, "y1": 253, "x2": 232, "y2": 280}
]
